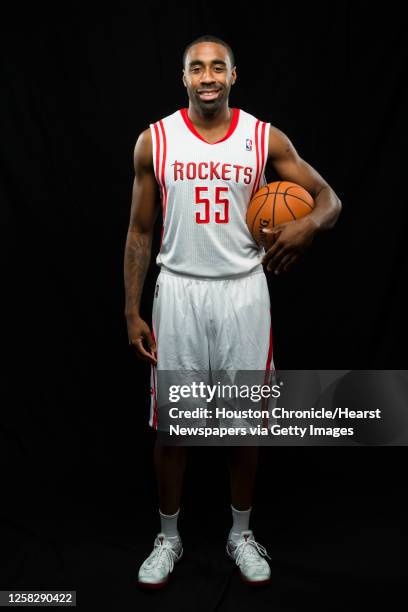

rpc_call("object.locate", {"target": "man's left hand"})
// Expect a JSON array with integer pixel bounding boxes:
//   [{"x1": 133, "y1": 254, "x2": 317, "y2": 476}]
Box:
[{"x1": 261, "y1": 216, "x2": 319, "y2": 275}]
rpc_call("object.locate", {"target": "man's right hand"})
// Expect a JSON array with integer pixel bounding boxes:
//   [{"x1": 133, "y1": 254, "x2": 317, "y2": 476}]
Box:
[{"x1": 126, "y1": 314, "x2": 157, "y2": 365}]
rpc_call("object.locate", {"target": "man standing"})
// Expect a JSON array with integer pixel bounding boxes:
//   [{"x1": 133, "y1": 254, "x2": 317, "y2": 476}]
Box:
[{"x1": 124, "y1": 34, "x2": 341, "y2": 589}]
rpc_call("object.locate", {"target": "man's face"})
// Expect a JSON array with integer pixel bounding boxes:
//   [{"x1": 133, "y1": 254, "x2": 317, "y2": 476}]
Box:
[{"x1": 182, "y1": 42, "x2": 237, "y2": 114}]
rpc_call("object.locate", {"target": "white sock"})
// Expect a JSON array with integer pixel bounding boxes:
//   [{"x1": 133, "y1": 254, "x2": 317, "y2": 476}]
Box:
[
  {"x1": 159, "y1": 508, "x2": 181, "y2": 542},
  {"x1": 228, "y1": 504, "x2": 252, "y2": 543}
]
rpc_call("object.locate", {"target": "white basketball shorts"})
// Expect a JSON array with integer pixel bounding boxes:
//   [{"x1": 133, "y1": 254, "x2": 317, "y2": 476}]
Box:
[{"x1": 149, "y1": 267, "x2": 274, "y2": 430}]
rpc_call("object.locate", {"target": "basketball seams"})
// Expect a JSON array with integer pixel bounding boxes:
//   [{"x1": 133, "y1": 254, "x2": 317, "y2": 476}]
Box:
[
  {"x1": 250, "y1": 189, "x2": 271, "y2": 235},
  {"x1": 282, "y1": 192, "x2": 297, "y2": 220},
  {"x1": 272, "y1": 181, "x2": 282, "y2": 229},
  {"x1": 248, "y1": 181, "x2": 314, "y2": 242},
  {"x1": 285, "y1": 185, "x2": 314, "y2": 210},
  {"x1": 253, "y1": 190, "x2": 313, "y2": 204},
  {"x1": 247, "y1": 188, "x2": 268, "y2": 207}
]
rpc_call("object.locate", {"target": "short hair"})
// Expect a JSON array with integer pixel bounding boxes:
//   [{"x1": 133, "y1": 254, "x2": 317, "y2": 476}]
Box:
[{"x1": 182, "y1": 35, "x2": 235, "y2": 69}]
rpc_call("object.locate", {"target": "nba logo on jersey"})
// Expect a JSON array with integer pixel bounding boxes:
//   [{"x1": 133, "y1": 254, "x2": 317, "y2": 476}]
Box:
[{"x1": 246, "y1": 138, "x2": 252, "y2": 151}]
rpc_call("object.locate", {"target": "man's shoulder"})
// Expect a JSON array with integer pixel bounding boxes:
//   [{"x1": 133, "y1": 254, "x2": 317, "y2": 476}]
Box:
[
  {"x1": 134, "y1": 109, "x2": 183, "y2": 168},
  {"x1": 136, "y1": 128, "x2": 152, "y2": 148}
]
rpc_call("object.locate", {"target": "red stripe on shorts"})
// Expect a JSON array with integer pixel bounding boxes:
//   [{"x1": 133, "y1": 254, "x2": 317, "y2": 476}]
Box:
[
  {"x1": 262, "y1": 309, "x2": 274, "y2": 428},
  {"x1": 151, "y1": 326, "x2": 158, "y2": 430}
]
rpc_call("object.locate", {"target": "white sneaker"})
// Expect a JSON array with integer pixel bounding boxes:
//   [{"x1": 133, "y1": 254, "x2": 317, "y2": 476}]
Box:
[
  {"x1": 226, "y1": 529, "x2": 271, "y2": 586},
  {"x1": 138, "y1": 532, "x2": 183, "y2": 589}
]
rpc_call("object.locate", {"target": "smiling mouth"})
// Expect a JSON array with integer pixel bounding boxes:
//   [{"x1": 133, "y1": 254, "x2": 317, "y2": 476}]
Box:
[{"x1": 197, "y1": 89, "x2": 221, "y2": 100}]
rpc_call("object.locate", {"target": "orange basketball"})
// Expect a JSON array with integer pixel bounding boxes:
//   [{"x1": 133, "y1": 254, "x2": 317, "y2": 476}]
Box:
[{"x1": 247, "y1": 181, "x2": 315, "y2": 246}]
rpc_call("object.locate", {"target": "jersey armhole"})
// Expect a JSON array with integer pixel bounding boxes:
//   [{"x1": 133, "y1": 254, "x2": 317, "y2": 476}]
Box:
[
  {"x1": 149, "y1": 123, "x2": 159, "y2": 184},
  {"x1": 262, "y1": 122, "x2": 271, "y2": 178}
]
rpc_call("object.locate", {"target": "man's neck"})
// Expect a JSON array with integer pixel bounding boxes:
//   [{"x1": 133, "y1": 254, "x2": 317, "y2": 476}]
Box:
[{"x1": 187, "y1": 104, "x2": 232, "y2": 129}]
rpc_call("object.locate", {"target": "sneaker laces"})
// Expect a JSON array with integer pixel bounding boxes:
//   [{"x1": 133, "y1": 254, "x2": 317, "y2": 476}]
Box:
[
  {"x1": 233, "y1": 535, "x2": 271, "y2": 568},
  {"x1": 144, "y1": 536, "x2": 179, "y2": 572}
]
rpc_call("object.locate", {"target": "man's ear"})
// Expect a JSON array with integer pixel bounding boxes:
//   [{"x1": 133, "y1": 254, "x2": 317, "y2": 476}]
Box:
[
  {"x1": 182, "y1": 70, "x2": 187, "y2": 87},
  {"x1": 232, "y1": 67, "x2": 237, "y2": 85}
]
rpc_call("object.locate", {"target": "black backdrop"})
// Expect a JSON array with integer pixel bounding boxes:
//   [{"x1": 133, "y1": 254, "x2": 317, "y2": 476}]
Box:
[{"x1": 1, "y1": 2, "x2": 407, "y2": 611}]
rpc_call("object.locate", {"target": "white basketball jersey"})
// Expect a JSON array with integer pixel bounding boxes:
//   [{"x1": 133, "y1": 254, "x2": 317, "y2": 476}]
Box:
[{"x1": 149, "y1": 108, "x2": 270, "y2": 278}]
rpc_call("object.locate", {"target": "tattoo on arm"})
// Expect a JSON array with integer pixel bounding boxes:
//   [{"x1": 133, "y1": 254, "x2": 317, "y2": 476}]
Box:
[{"x1": 124, "y1": 230, "x2": 152, "y2": 315}]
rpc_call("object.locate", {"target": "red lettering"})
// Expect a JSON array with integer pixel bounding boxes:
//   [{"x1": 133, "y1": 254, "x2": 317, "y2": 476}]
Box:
[
  {"x1": 198, "y1": 162, "x2": 208, "y2": 179},
  {"x1": 186, "y1": 162, "x2": 197, "y2": 180},
  {"x1": 221, "y1": 163, "x2": 231, "y2": 180},
  {"x1": 244, "y1": 167, "x2": 253, "y2": 184},
  {"x1": 209, "y1": 161, "x2": 221, "y2": 180},
  {"x1": 173, "y1": 160, "x2": 184, "y2": 181},
  {"x1": 173, "y1": 160, "x2": 252, "y2": 183},
  {"x1": 195, "y1": 186, "x2": 210, "y2": 223},
  {"x1": 214, "y1": 187, "x2": 229, "y2": 223},
  {"x1": 233, "y1": 164, "x2": 243, "y2": 182}
]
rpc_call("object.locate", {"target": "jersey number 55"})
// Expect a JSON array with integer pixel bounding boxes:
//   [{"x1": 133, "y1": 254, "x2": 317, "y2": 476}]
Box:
[{"x1": 195, "y1": 186, "x2": 229, "y2": 224}]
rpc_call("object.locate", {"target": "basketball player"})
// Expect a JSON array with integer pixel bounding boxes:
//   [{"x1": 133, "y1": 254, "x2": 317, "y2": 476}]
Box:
[{"x1": 124, "y1": 35, "x2": 342, "y2": 589}]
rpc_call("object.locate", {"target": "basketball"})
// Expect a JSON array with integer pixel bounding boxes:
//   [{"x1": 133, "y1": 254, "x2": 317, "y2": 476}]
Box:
[{"x1": 247, "y1": 181, "x2": 315, "y2": 246}]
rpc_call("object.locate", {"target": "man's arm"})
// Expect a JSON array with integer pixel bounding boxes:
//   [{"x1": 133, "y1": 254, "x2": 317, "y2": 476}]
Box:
[
  {"x1": 262, "y1": 126, "x2": 342, "y2": 274},
  {"x1": 124, "y1": 128, "x2": 160, "y2": 363}
]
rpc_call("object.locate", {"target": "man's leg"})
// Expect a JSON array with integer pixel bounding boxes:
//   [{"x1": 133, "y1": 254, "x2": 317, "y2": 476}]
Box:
[
  {"x1": 139, "y1": 272, "x2": 208, "y2": 588},
  {"x1": 209, "y1": 272, "x2": 272, "y2": 584},
  {"x1": 138, "y1": 440, "x2": 187, "y2": 588},
  {"x1": 227, "y1": 445, "x2": 259, "y2": 510},
  {"x1": 226, "y1": 444, "x2": 271, "y2": 585},
  {"x1": 154, "y1": 440, "x2": 188, "y2": 514}
]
